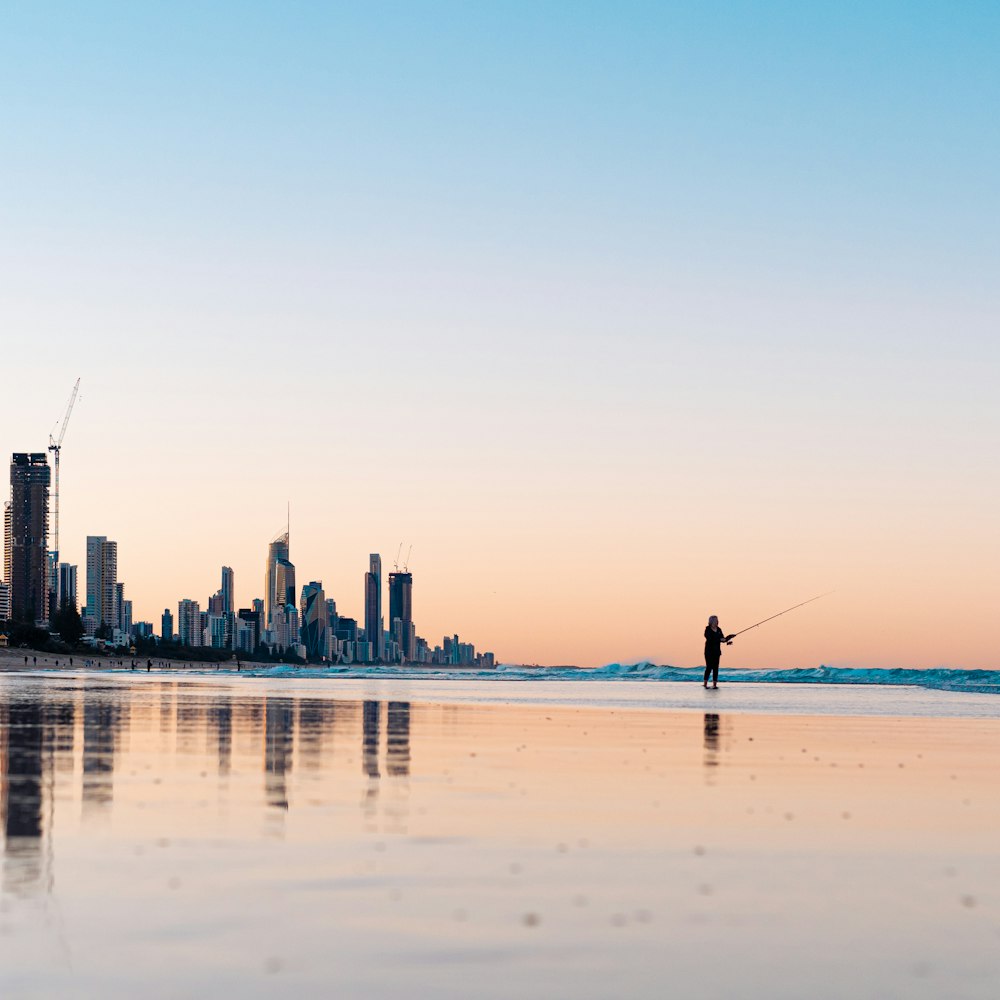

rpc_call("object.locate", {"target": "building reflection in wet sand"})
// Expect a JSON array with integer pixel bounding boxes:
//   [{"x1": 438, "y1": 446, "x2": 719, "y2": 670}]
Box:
[
  {"x1": 265, "y1": 697, "x2": 295, "y2": 810},
  {"x1": 0, "y1": 683, "x2": 411, "y2": 895},
  {"x1": 82, "y1": 691, "x2": 125, "y2": 815},
  {"x1": 2, "y1": 700, "x2": 44, "y2": 892}
]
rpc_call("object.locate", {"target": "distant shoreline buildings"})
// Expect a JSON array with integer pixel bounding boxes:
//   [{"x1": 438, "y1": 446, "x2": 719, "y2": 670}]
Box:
[{"x1": 1, "y1": 450, "x2": 495, "y2": 666}]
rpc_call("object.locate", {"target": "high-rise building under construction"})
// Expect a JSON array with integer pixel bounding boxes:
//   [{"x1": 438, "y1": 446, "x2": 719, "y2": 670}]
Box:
[
  {"x1": 388, "y1": 571, "x2": 414, "y2": 661},
  {"x1": 8, "y1": 453, "x2": 51, "y2": 623}
]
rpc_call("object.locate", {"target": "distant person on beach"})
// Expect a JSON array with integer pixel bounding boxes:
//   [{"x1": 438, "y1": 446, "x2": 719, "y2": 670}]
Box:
[{"x1": 704, "y1": 616, "x2": 734, "y2": 689}]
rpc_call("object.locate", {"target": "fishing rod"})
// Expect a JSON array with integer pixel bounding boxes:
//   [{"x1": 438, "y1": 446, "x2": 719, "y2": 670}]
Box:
[{"x1": 728, "y1": 592, "x2": 833, "y2": 639}]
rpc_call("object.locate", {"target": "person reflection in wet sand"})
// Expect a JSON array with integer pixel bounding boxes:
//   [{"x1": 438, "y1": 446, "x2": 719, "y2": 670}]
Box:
[{"x1": 703, "y1": 713, "x2": 720, "y2": 769}]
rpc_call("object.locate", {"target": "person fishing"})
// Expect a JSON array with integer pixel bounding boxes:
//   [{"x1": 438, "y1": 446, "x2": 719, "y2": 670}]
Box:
[
  {"x1": 701, "y1": 593, "x2": 831, "y2": 689},
  {"x1": 703, "y1": 615, "x2": 734, "y2": 689}
]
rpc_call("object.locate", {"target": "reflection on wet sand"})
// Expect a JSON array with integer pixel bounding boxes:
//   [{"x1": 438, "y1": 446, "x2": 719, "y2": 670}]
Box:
[
  {"x1": 0, "y1": 682, "x2": 412, "y2": 894},
  {"x1": 3, "y1": 678, "x2": 1000, "y2": 999},
  {"x1": 1, "y1": 700, "x2": 45, "y2": 893},
  {"x1": 82, "y1": 693, "x2": 123, "y2": 815},
  {"x1": 265, "y1": 698, "x2": 295, "y2": 810}
]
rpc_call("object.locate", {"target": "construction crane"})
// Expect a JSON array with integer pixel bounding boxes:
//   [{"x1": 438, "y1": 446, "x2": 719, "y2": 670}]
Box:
[
  {"x1": 48, "y1": 378, "x2": 81, "y2": 565},
  {"x1": 403, "y1": 545, "x2": 412, "y2": 572},
  {"x1": 394, "y1": 542, "x2": 403, "y2": 573}
]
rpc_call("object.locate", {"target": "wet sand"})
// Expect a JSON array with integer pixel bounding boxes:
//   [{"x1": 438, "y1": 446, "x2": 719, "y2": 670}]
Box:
[{"x1": 1, "y1": 673, "x2": 998, "y2": 998}]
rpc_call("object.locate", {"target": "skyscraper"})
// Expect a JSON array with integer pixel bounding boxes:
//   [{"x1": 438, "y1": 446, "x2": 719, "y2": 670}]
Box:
[
  {"x1": 364, "y1": 553, "x2": 383, "y2": 663},
  {"x1": 161, "y1": 608, "x2": 174, "y2": 642},
  {"x1": 58, "y1": 563, "x2": 77, "y2": 609},
  {"x1": 114, "y1": 582, "x2": 132, "y2": 635},
  {"x1": 238, "y1": 607, "x2": 262, "y2": 650},
  {"x1": 85, "y1": 536, "x2": 118, "y2": 634},
  {"x1": 300, "y1": 581, "x2": 328, "y2": 661},
  {"x1": 3, "y1": 499, "x2": 11, "y2": 587},
  {"x1": 47, "y1": 551, "x2": 59, "y2": 619},
  {"x1": 177, "y1": 599, "x2": 201, "y2": 647},
  {"x1": 388, "y1": 571, "x2": 414, "y2": 661},
  {"x1": 275, "y1": 558, "x2": 296, "y2": 612},
  {"x1": 271, "y1": 602, "x2": 300, "y2": 651},
  {"x1": 221, "y1": 566, "x2": 234, "y2": 615},
  {"x1": 8, "y1": 454, "x2": 51, "y2": 623},
  {"x1": 264, "y1": 530, "x2": 295, "y2": 626}
]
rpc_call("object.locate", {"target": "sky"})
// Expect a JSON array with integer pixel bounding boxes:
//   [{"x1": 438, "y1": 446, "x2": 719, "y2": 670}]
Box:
[{"x1": 1, "y1": 1, "x2": 998, "y2": 668}]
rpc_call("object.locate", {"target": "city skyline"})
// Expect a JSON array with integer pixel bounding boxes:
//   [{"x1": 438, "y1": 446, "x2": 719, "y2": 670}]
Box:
[
  {"x1": 1, "y1": 3, "x2": 997, "y2": 669},
  {"x1": 3, "y1": 450, "x2": 493, "y2": 664}
]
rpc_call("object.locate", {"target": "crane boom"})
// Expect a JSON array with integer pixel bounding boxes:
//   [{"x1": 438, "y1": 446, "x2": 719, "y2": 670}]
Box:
[
  {"x1": 51, "y1": 378, "x2": 81, "y2": 449},
  {"x1": 48, "y1": 377, "x2": 81, "y2": 583}
]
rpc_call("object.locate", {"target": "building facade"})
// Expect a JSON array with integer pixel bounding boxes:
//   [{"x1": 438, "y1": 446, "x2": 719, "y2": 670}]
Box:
[
  {"x1": 264, "y1": 531, "x2": 295, "y2": 627},
  {"x1": 238, "y1": 608, "x2": 262, "y2": 650},
  {"x1": 177, "y1": 599, "x2": 202, "y2": 647},
  {"x1": 3, "y1": 499, "x2": 10, "y2": 588},
  {"x1": 221, "y1": 566, "x2": 234, "y2": 615},
  {"x1": 85, "y1": 536, "x2": 118, "y2": 634},
  {"x1": 300, "y1": 581, "x2": 328, "y2": 661},
  {"x1": 364, "y1": 553, "x2": 383, "y2": 663},
  {"x1": 58, "y1": 562, "x2": 78, "y2": 609},
  {"x1": 8, "y1": 453, "x2": 51, "y2": 623},
  {"x1": 388, "y1": 571, "x2": 413, "y2": 661}
]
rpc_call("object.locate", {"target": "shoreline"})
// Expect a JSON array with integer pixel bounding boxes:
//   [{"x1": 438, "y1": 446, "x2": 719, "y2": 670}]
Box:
[{"x1": 3, "y1": 664, "x2": 999, "y2": 722}]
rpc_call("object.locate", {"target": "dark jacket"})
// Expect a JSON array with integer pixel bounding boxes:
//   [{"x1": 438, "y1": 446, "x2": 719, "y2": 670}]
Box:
[{"x1": 704, "y1": 626, "x2": 728, "y2": 659}]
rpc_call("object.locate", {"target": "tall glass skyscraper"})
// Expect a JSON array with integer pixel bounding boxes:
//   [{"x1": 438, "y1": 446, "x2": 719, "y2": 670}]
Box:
[
  {"x1": 264, "y1": 531, "x2": 295, "y2": 626},
  {"x1": 58, "y1": 563, "x2": 78, "y2": 610},
  {"x1": 221, "y1": 566, "x2": 234, "y2": 615},
  {"x1": 300, "y1": 581, "x2": 328, "y2": 661}
]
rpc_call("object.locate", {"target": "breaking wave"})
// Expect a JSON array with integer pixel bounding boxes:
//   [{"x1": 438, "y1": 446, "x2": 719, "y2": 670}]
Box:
[
  {"x1": 580, "y1": 663, "x2": 1000, "y2": 694},
  {"x1": 229, "y1": 662, "x2": 1000, "y2": 695}
]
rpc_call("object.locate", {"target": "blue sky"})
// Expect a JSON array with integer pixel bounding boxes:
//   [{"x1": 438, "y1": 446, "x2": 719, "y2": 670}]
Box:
[{"x1": 1, "y1": 2, "x2": 998, "y2": 665}]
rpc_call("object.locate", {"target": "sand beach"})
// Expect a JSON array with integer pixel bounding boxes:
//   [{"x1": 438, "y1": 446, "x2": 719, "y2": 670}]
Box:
[{"x1": 1, "y1": 669, "x2": 998, "y2": 998}]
